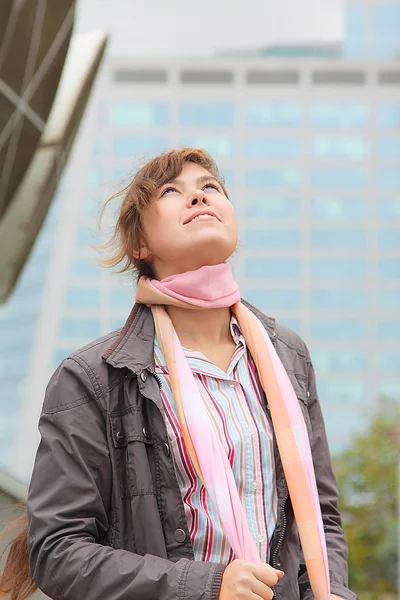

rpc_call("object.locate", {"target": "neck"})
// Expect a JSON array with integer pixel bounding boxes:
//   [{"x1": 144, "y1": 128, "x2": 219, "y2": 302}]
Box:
[{"x1": 165, "y1": 305, "x2": 233, "y2": 349}]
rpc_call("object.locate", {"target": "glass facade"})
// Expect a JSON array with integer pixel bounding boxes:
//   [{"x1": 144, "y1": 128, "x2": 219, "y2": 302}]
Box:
[
  {"x1": 310, "y1": 104, "x2": 368, "y2": 127},
  {"x1": 113, "y1": 137, "x2": 168, "y2": 157},
  {"x1": 311, "y1": 198, "x2": 365, "y2": 218},
  {"x1": 311, "y1": 259, "x2": 367, "y2": 279},
  {"x1": 245, "y1": 229, "x2": 300, "y2": 248},
  {"x1": 244, "y1": 138, "x2": 301, "y2": 158},
  {"x1": 179, "y1": 103, "x2": 234, "y2": 127},
  {"x1": 110, "y1": 101, "x2": 168, "y2": 127},
  {"x1": 245, "y1": 197, "x2": 300, "y2": 219},
  {"x1": 3, "y1": 11, "x2": 400, "y2": 482},
  {"x1": 246, "y1": 168, "x2": 302, "y2": 188},
  {"x1": 246, "y1": 103, "x2": 301, "y2": 127}
]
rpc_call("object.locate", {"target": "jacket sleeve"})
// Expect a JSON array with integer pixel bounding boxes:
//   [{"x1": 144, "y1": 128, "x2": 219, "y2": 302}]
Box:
[
  {"x1": 299, "y1": 349, "x2": 357, "y2": 600},
  {"x1": 27, "y1": 358, "x2": 225, "y2": 600}
]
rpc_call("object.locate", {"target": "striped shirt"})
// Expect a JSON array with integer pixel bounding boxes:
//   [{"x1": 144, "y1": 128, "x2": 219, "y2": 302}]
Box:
[{"x1": 154, "y1": 316, "x2": 278, "y2": 564}]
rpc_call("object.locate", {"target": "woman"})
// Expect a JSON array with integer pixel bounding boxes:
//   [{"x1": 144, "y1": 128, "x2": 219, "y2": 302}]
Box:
[{"x1": 1, "y1": 148, "x2": 356, "y2": 600}]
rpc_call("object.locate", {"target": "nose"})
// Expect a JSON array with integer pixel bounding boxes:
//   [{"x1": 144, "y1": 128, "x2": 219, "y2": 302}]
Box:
[{"x1": 187, "y1": 188, "x2": 209, "y2": 207}]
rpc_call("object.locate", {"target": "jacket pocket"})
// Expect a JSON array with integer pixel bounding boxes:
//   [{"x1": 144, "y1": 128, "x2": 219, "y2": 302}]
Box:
[
  {"x1": 286, "y1": 370, "x2": 313, "y2": 444},
  {"x1": 109, "y1": 406, "x2": 155, "y2": 498}
]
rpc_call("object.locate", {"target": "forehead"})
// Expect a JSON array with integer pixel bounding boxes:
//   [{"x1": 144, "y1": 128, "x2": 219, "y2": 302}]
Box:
[{"x1": 175, "y1": 161, "x2": 213, "y2": 180}]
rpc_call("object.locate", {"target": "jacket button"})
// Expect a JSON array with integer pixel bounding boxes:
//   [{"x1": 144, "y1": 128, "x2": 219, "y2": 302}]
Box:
[
  {"x1": 115, "y1": 431, "x2": 125, "y2": 443},
  {"x1": 142, "y1": 426, "x2": 150, "y2": 439},
  {"x1": 164, "y1": 442, "x2": 171, "y2": 456},
  {"x1": 140, "y1": 371, "x2": 147, "y2": 383},
  {"x1": 174, "y1": 528, "x2": 187, "y2": 543}
]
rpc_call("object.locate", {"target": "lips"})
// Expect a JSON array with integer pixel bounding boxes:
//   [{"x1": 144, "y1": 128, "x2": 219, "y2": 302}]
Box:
[{"x1": 184, "y1": 210, "x2": 219, "y2": 224}]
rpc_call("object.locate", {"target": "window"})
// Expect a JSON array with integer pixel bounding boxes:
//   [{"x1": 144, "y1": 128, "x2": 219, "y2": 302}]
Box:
[
  {"x1": 311, "y1": 168, "x2": 368, "y2": 188},
  {"x1": 113, "y1": 137, "x2": 167, "y2": 157},
  {"x1": 311, "y1": 320, "x2": 366, "y2": 340},
  {"x1": 379, "y1": 259, "x2": 400, "y2": 279},
  {"x1": 59, "y1": 318, "x2": 100, "y2": 339},
  {"x1": 245, "y1": 259, "x2": 300, "y2": 278},
  {"x1": 311, "y1": 289, "x2": 367, "y2": 310},
  {"x1": 316, "y1": 380, "x2": 367, "y2": 403},
  {"x1": 279, "y1": 318, "x2": 301, "y2": 333},
  {"x1": 111, "y1": 318, "x2": 125, "y2": 331},
  {"x1": 312, "y1": 70, "x2": 366, "y2": 85},
  {"x1": 244, "y1": 289, "x2": 301, "y2": 310},
  {"x1": 223, "y1": 169, "x2": 234, "y2": 186},
  {"x1": 378, "y1": 351, "x2": 400, "y2": 372},
  {"x1": 311, "y1": 198, "x2": 365, "y2": 218},
  {"x1": 310, "y1": 104, "x2": 368, "y2": 127},
  {"x1": 179, "y1": 103, "x2": 234, "y2": 127},
  {"x1": 379, "y1": 382, "x2": 400, "y2": 400},
  {"x1": 179, "y1": 136, "x2": 233, "y2": 157},
  {"x1": 110, "y1": 102, "x2": 168, "y2": 127},
  {"x1": 312, "y1": 349, "x2": 367, "y2": 372},
  {"x1": 246, "y1": 69, "x2": 299, "y2": 85},
  {"x1": 112, "y1": 166, "x2": 133, "y2": 184},
  {"x1": 378, "y1": 230, "x2": 400, "y2": 247},
  {"x1": 378, "y1": 169, "x2": 400, "y2": 188},
  {"x1": 70, "y1": 258, "x2": 101, "y2": 278},
  {"x1": 377, "y1": 138, "x2": 400, "y2": 159},
  {"x1": 343, "y1": 5, "x2": 365, "y2": 57},
  {"x1": 65, "y1": 288, "x2": 101, "y2": 308},
  {"x1": 246, "y1": 103, "x2": 301, "y2": 127},
  {"x1": 378, "y1": 290, "x2": 399, "y2": 309},
  {"x1": 114, "y1": 69, "x2": 167, "y2": 83},
  {"x1": 372, "y1": 4, "x2": 400, "y2": 58},
  {"x1": 87, "y1": 167, "x2": 102, "y2": 187},
  {"x1": 378, "y1": 199, "x2": 400, "y2": 218},
  {"x1": 312, "y1": 137, "x2": 369, "y2": 159},
  {"x1": 246, "y1": 169, "x2": 302, "y2": 188},
  {"x1": 245, "y1": 229, "x2": 300, "y2": 248},
  {"x1": 180, "y1": 69, "x2": 233, "y2": 84},
  {"x1": 93, "y1": 138, "x2": 105, "y2": 155},
  {"x1": 111, "y1": 287, "x2": 135, "y2": 308},
  {"x1": 311, "y1": 259, "x2": 366, "y2": 279},
  {"x1": 379, "y1": 104, "x2": 400, "y2": 127},
  {"x1": 82, "y1": 197, "x2": 101, "y2": 216},
  {"x1": 379, "y1": 70, "x2": 400, "y2": 84},
  {"x1": 245, "y1": 198, "x2": 300, "y2": 219},
  {"x1": 244, "y1": 138, "x2": 301, "y2": 159},
  {"x1": 378, "y1": 321, "x2": 400, "y2": 340},
  {"x1": 54, "y1": 348, "x2": 75, "y2": 368},
  {"x1": 311, "y1": 229, "x2": 366, "y2": 247},
  {"x1": 76, "y1": 228, "x2": 96, "y2": 246}
]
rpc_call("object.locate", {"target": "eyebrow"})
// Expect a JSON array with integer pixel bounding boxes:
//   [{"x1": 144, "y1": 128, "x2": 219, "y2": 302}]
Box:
[{"x1": 163, "y1": 175, "x2": 220, "y2": 188}]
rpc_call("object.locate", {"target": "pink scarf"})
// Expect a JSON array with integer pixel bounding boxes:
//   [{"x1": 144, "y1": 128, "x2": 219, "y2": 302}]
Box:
[{"x1": 136, "y1": 263, "x2": 330, "y2": 600}]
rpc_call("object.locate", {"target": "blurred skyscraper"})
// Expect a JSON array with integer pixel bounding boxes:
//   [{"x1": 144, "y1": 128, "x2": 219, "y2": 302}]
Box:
[{"x1": 1, "y1": 0, "x2": 399, "y2": 482}]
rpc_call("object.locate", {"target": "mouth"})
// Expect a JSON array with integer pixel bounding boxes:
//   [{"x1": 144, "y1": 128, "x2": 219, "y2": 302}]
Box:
[{"x1": 184, "y1": 210, "x2": 219, "y2": 224}]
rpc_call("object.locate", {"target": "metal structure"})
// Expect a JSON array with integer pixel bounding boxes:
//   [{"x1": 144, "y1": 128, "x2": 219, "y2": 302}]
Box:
[{"x1": 0, "y1": 0, "x2": 108, "y2": 302}]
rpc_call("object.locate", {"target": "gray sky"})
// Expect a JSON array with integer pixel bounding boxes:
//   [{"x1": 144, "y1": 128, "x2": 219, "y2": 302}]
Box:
[{"x1": 74, "y1": 0, "x2": 344, "y2": 57}]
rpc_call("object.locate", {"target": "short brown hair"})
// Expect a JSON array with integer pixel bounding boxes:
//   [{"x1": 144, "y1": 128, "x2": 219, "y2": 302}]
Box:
[{"x1": 98, "y1": 148, "x2": 227, "y2": 279}]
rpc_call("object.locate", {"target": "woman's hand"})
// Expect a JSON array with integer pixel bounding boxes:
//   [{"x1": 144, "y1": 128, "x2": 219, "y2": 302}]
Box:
[{"x1": 219, "y1": 559, "x2": 284, "y2": 600}]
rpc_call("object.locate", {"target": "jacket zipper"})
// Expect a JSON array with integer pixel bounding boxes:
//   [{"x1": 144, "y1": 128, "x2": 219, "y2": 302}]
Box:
[{"x1": 271, "y1": 488, "x2": 289, "y2": 598}]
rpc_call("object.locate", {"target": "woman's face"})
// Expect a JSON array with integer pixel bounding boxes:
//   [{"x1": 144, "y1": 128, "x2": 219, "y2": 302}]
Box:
[{"x1": 140, "y1": 161, "x2": 238, "y2": 279}]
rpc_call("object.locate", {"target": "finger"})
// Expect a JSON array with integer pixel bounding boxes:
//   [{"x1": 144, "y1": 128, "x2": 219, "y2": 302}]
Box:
[
  {"x1": 250, "y1": 580, "x2": 274, "y2": 600},
  {"x1": 273, "y1": 569, "x2": 284, "y2": 580},
  {"x1": 251, "y1": 563, "x2": 280, "y2": 587}
]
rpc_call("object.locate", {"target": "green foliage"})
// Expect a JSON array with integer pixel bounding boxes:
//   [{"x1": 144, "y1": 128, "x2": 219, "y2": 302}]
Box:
[{"x1": 333, "y1": 402, "x2": 400, "y2": 599}]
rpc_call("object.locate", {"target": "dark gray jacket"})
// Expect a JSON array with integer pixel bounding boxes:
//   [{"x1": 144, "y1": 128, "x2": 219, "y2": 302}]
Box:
[{"x1": 27, "y1": 302, "x2": 357, "y2": 600}]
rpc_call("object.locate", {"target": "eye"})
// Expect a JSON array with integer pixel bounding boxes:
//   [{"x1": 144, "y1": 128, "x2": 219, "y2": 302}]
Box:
[
  {"x1": 160, "y1": 186, "x2": 178, "y2": 197},
  {"x1": 203, "y1": 183, "x2": 219, "y2": 191}
]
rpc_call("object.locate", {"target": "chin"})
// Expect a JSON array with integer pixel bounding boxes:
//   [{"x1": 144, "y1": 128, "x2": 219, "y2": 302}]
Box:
[{"x1": 189, "y1": 241, "x2": 236, "y2": 270}]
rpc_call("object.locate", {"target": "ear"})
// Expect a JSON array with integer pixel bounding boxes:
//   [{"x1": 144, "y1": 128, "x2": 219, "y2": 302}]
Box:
[{"x1": 132, "y1": 244, "x2": 150, "y2": 260}]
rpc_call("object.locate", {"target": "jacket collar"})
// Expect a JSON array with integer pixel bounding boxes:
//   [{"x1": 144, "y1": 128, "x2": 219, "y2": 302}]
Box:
[{"x1": 102, "y1": 300, "x2": 276, "y2": 374}]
